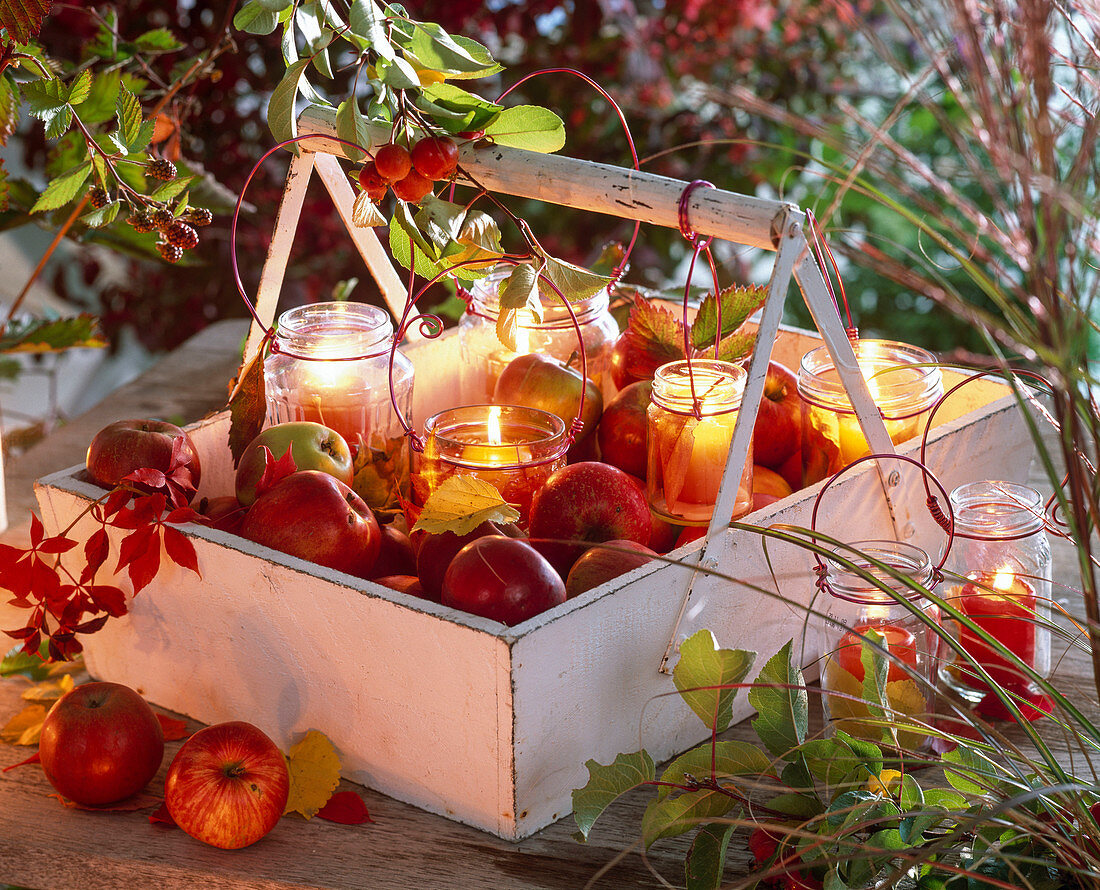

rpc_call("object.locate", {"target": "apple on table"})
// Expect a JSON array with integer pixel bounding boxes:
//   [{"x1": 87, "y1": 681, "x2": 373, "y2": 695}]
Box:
[{"x1": 85, "y1": 419, "x2": 201, "y2": 497}]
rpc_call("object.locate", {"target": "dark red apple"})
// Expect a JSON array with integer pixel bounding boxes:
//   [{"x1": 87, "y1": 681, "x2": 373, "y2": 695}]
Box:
[
  {"x1": 415, "y1": 520, "x2": 504, "y2": 602},
  {"x1": 235, "y1": 421, "x2": 353, "y2": 506},
  {"x1": 373, "y1": 574, "x2": 427, "y2": 599},
  {"x1": 85, "y1": 419, "x2": 201, "y2": 496},
  {"x1": 753, "y1": 361, "x2": 802, "y2": 470},
  {"x1": 674, "y1": 525, "x2": 707, "y2": 549},
  {"x1": 648, "y1": 512, "x2": 683, "y2": 554},
  {"x1": 165, "y1": 721, "x2": 289, "y2": 850},
  {"x1": 493, "y1": 353, "x2": 603, "y2": 454},
  {"x1": 38, "y1": 681, "x2": 164, "y2": 806},
  {"x1": 370, "y1": 523, "x2": 417, "y2": 578},
  {"x1": 565, "y1": 539, "x2": 658, "y2": 598},
  {"x1": 239, "y1": 470, "x2": 381, "y2": 579},
  {"x1": 776, "y1": 446, "x2": 804, "y2": 492},
  {"x1": 442, "y1": 536, "x2": 566, "y2": 625},
  {"x1": 198, "y1": 495, "x2": 246, "y2": 534},
  {"x1": 597, "y1": 380, "x2": 652, "y2": 478},
  {"x1": 528, "y1": 461, "x2": 652, "y2": 578}
]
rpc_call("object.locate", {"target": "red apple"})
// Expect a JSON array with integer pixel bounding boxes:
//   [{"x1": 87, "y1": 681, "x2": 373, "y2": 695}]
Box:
[
  {"x1": 198, "y1": 495, "x2": 246, "y2": 535},
  {"x1": 777, "y1": 446, "x2": 804, "y2": 492},
  {"x1": 597, "y1": 380, "x2": 652, "y2": 478},
  {"x1": 493, "y1": 353, "x2": 603, "y2": 455},
  {"x1": 528, "y1": 461, "x2": 652, "y2": 578},
  {"x1": 165, "y1": 721, "x2": 289, "y2": 850},
  {"x1": 240, "y1": 471, "x2": 381, "y2": 579},
  {"x1": 565, "y1": 540, "x2": 658, "y2": 598},
  {"x1": 648, "y1": 512, "x2": 683, "y2": 554},
  {"x1": 442, "y1": 536, "x2": 566, "y2": 625},
  {"x1": 415, "y1": 520, "x2": 505, "y2": 602},
  {"x1": 370, "y1": 523, "x2": 417, "y2": 578},
  {"x1": 373, "y1": 574, "x2": 427, "y2": 599},
  {"x1": 38, "y1": 681, "x2": 164, "y2": 806},
  {"x1": 753, "y1": 464, "x2": 794, "y2": 499},
  {"x1": 235, "y1": 421, "x2": 353, "y2": 507},
  {"x1": 751, "y1": 492, "x2": 782, "y2": 512},
  {"x1": 752, "y1": 361, "x2": 802, "y2": 470},
  {"x1": 674, "y1": 525, "x2": 707, "y2": 549},
  {"x1": 85, "y1": 419, "x2": 201, "y2": 497}
]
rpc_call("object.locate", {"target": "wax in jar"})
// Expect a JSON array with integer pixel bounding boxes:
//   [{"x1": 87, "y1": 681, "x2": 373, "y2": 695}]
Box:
[
  {"x1": 837, "y1": 624, "x2": 918, "y2": 683},
  {"x1": 955, "y1": 571, "x2": 1037, "y2": 690}
]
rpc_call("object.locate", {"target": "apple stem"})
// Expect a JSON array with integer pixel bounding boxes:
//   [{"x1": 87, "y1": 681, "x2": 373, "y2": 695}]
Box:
[{"x1": 224, "y1": 762, "x2": 247, "y2": 779}]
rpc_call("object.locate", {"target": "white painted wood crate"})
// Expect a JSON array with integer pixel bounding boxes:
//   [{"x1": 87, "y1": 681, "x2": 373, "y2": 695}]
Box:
[{"x1": 33, "y1": 324, "x2": 1030, "y2": 840}]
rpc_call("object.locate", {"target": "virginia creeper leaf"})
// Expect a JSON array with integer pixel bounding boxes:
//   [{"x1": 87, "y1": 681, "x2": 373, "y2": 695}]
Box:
[
  {"x1": 255, "y1": 444, "x2": 298, "y2": 499},
  {"x1": 748, "y1": 640, "x2": 809, "y2": 758},
  {"x1": 673, "y1": 629, "x2": 755, "y2": 733},
  {"x1": 411, "y1": 475, "x2": 520, "y2": 536},
  {"x1": 572, "y1": 750, "x2": 655, "y2": 842},
  {"x1": 483, "y1": 105, "x2": 565, "y2": 153},
  {"x1": 156, "y1": 713, "x2": 190, "y2": 741},
  {"x1": 163, "y1": 527, "x2": 200, "y2": 579},
  {"x1": 127, "y1": 528, "x2": 162, "y2": 595},
  {"x1": 228, "y1": 348, "x2": 266, "y2": 467},
  {"x1": 284, "y1": 729, "x2": 341, "y2": 819},
  {"x1": 686, "y1": 822, "x2": 737, "y2": 890}
]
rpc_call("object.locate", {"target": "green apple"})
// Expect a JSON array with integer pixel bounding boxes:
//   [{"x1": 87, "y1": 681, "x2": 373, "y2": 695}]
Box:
[
  {"x1": 235, "y1": 421, "x2": 354, "y2": 507},
  {"x1": 492, "y1": 354, "x2": 603, "y2": 454}
]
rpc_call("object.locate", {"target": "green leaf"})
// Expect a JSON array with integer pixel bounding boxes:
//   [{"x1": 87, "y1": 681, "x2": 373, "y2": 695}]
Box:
[
  {"x1": 748, "y1": 640, "x2": 809, "y2": 758},
  {"x1": 266, "y1": 59, "x2": 312, "y2": 148},
  {"x1": 414, "y1": 194, "x2": 468, "y2": 252},
  {"x1": 482, "y1": 105, "x2": 566, "y2": 153},
  {"x1": 572, "y1": 750, "x2": 655, "y2": 842},
  {"x1": 0, "y1": 642, "x2": 52, "y2": 680},
  {"x1": 656, "y1": 739, "x2": 774, "y2": 802},
  {"x1": 234, "y1": 0, "x2": 280, "y2": 35},
  {"x1": 389, "y1": 209, "x2": 456, "y2": 281},
  {"x1": 150, "y1": 175, "x2": 196, "y2": 203},
  {"x1": 21, "y1": 78, "x2": 66, "y2": 117},
  {"x1": 642, "y1": 787, "x2": 734, "y2": 847},
  {"x1": 922, "y1": 787, "x2": 968, "y2": 810},
  {"x1": 800, "y1": 736, "x2": 881, "y2": 794},
  {"x1": 0, "y1": 73, "x2": 19, "y2": 141},
  {"x1": 43, "y1": 105, "x2": 72, "y2": 141},
  {"x1": 115, "y1": 86, "x2": 142, "y2": 146},
  {"x1": 673, "y1": 629, "x2": 755, "y2": 733},
  {"x1": 685, "y1": 823, "x2": 736, "y2": 890},
  {"x1": 78, "y1": 73, "x2": 121, "y2": 125},
  {"x1": 420, "y1": 82, "x2": 502, "y2": 129},
  {"x1": 128, "y1": 119, "x2": 157, "y2": 154},
  {"x1": 899, "y1": 772, "x2": 924, "y2": 810},
  {"x1": 348, "y1": 0, "x2": 393, "y2": 62},
  {"x1": 66, "y1": 70, "x2": 92, "y2": 106},
  {"x1": 496, "y1": 264, "x2": 540, "y2": 351},
  {"x1": 134, "y1": 27, "x2": 184, "y2": 52},
  {"x1": 866, "y1": 828, "x2": 906, "y2": 851},
  {"x1": 942, "y1": 747, "x2": 992, "y2": 796},
  {"x1": 403, "y1": 20, "x2": 496, "y2": 75},
  {"x1": 336, "y1": 98, "x2": 370, "y2": 162},
  {"x1": 534, "y1": 252, "x2": 613, "y2": 304},
  {"x1": 410, "y1": 475, "x2": 520, "y2": 536},
  {"x1": 0, "y1": 314, "x2": 105, "y2": 352},
  {"x1": 765, "y1": 791, "x2": 825, "y2": 819},
  {"x1": 690, "y1": 284, "x2": 767, "y2": 350},
  {"x1": 29, "y1": 163, "x2": 91, "y2": 214},
  {"x1": 80, "y1": 201, "x2": 120, "y2": 228},
  {"x1": 378, "y1": 55, "x2": 421, "y2": 90},
  {"x1": 444, "y1": 35, "x2": 503, "y2": 80}
]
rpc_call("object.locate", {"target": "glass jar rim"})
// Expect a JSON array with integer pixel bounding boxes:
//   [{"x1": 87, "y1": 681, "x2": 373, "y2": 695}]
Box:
[
  {"x1": 469, "y1": 263, "x2": 610, "y2": 328},
  {"x1": 797, "y1": 339, "x2": 942, "y2": 417},
  {"x1": 425, "y1": 404, "x2": 568, "y2": 469},
  {"x1": 823, "y1": 539, "x2": 935, "y2": 605},
  {"x1": 274, "y1": 302, "x2": 394, "y2": 360},
  {"x1": 651, "y1": 359, "x2": 746, "y2": 416},
  {"x1": 950, "y1": 480, "x2": 1046, "y2": 538}
]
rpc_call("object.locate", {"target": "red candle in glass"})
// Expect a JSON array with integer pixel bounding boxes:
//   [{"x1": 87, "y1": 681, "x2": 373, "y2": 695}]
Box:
[
  {"x1": 956, "y1": 570, "x2": 1036, "y2": 690},
  {"x1": 837, "y1": 624, "x2": 918, "y2": 683}
]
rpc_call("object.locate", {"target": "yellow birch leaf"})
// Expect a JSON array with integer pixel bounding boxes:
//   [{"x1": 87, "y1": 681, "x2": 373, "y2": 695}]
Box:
[
  {"x1": 1, "y1": 703, "x2": 48, "y2": 746},
  {"x1": 284, "y1": 729, "x2": 342, "y2": 819},
  {"x1": 411, "y1": 474, "x2": 521, "y2": 536},
  {"x1": 46, "y1": 657, "x2": 87, "y2": 678},
  {"x1": 22, "y1": 673, "x2": 74, "y2": 703}
]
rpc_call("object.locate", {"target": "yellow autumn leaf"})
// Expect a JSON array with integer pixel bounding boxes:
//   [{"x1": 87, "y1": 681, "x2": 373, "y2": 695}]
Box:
[
  {"x1": 22, "y1": 673, "x2": 74, "y2": 703},
  {"x1": 46, "y1": 657, "x2": 87, "y2": 678},
  {"x1": 351, "y1": 191, "x2": 386, "y2": 228},
  {"x1": 412, "y1": 474, "x2": 521, "y2": 536},
  {"x1": 284, "y1": 729, "x2": 341, "y2": 819},
  {"x1": 867, "y1": 769, "x2": 903, "y2": 796},
  {"x1": 1, "y1": 703, "x2": 48, "y2": 746}
]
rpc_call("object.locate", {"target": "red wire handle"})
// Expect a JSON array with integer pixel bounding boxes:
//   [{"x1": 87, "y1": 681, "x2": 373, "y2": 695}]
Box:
[{"x1": 676, "y1": 179, "x2": 721, "y2": 419}]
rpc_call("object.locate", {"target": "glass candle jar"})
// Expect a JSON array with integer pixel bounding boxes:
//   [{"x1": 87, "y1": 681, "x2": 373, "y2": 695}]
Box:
[
  {"x1": 411, "y1": 404, "x2": 567, "y2": 527},
  {"x1": 264, "y1": 302, "x2": 415, "y2": 505},
  {"x1": 821, "y1": 540, "x2": 942, "y2": 751},
  {"x1": 458, "y1": 264, "x2": 618, "y2": 401},
  {"x1": 646, "y1": 359, "x2": 753, "y2": 526},
  {"x1": 940, "y1": 481, "x2": 1052, "y2": 701},
  {"x1": 797, "y1": 340, "x2": 943, "y2": 487}
]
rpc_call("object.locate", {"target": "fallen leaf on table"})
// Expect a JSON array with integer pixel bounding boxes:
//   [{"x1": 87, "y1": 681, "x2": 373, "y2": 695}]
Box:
[
  {"x1": 2, "y1": 750, "x2": 40, "y2": 772},
  {"x1": 149, "y1": 802, "x2": 177, "y2": 827},
  {"x1": 1, "y1": 703, "x2": 47, "y2": 745},
  {"x1": 316, "y1": 790, "x2": 374, "y2": 825},
  {"x1": 51, "y1": 790, "x2": 163, "y2": 812},
  {"x1": 156, "y1": 712, "x2": 190, "y2": 741},
  {"x1": 21, "y1": 673, "x2": 74, "y2": 703},
  {"x1": 284, "y1": 729, "x2": 341, "y2": 819}
]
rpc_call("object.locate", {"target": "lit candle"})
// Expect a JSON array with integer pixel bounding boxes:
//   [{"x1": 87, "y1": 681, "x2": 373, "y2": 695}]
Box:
[
  {"x1": 647, "y1": 359, "x2": 753, "y2": 525},
  {"x1": 411, "y1": 405, "x2": 566, "y2": 526},
  {"x1": 954, "y1": 568, "x2": 1037, "y2": 690}
]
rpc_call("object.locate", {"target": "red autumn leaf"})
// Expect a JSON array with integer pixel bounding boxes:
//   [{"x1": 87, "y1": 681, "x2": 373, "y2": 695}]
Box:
[
  {"x1": 36, "y1": 534, "x2": 78, "y2": 555},
  {"x1": 116, "y1": 524, "x2": 155, "y2": 574},
  {"x1": 103, "y1": 489, "x2": 132, "y2": 518},
  {"x1": 5, "y1": 625, "x2": 38, "y2": 641},
  {"x1": 89, "y1": 585, "x2": 128, "y2": 618},
  {"x1": 165, "y1": 506, "x2": 201, "y2": 525},
  {"x1": 149, "y1": 802, "x2": 178, "y2": 826},
  {"x1": 228, "y1": 347, "x2": 267, "y2": 467},
  {"x1": 127, "y1": 530, "x2": 162, "y2": 595},
  {"x1": 0, "y1": 0, "x2": 50, "y2": 44},
  {"x1": 623, "y1": 295, "x2": 686, "y2": 380},
  {"x1": 2, "y1": 750, "x2": 41, "y2": 773},
  {"x1": 0, "y1": 541, "x2": 28, "y2": 572},
  {"x1": 156, "y1": 713, "x2": 190, "y2": 741},
  {"x1": 51, "y1": 790, "x2": 163, "y2": 812},
  {"x1": 20, "y1": 631, "x2": 42, "y2": 656},
  {"x1": 47, "y1": 634, "x2": 82, "y2": 663},
  {"x1": 58, "y1": 594, "x2": 86, "y2": 627},
  {"x1": 29, "y1": 514, "x2": 44, "y2": 548},
  {"x1": 124, "y1": 467, "x2": 168, "y2": 490},
  {"x1": 162, "y1": 527, "x2": 200, "y2": 578},
  {"x1": 255, "y1": 445, "x2": 298, "y2": 501},
  {"x1": 31, "y1": 558, "x2": 62, "y2": 607},
  {"x1": 74, "y1": 614, "x2": 110, "y2": 635},
  {"x1": 975, "y1": 687, "x2": 1053, "y2": 722},
  {"x1": 316, "y1": 790, "x2": 374, "y2": 825},
  {"x1": 81, "y1": 528, "x2": 111, "y2": 583},
  {"x1": 3, "y1": 559, "x2": 34, "y2": 601}
]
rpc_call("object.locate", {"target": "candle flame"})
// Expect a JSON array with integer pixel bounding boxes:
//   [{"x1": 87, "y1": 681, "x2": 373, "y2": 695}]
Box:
[
  {"x1": 487, "y1": 405, "x2": 502, "y2": 446},
  {"x1": 993, "y1": 568, "x2": 1015, "y2": 591}
]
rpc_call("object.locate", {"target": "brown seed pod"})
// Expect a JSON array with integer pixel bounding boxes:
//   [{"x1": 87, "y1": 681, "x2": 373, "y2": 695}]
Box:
[
  {"x1": 165, "y1": 221, "x2": 199, "y2": 250},
  {"x1": 147, "y1": 158, "x2": 177, "y2": 182},
  {"x1": 156, "y1": 240, "x2": 183, "y2": 263},
  {"x1": 183, "y1": 207, "x2": 213, "y2": 227},
  {"x1": 89, "y1": 187, "x2": 110, "y2": 209}
]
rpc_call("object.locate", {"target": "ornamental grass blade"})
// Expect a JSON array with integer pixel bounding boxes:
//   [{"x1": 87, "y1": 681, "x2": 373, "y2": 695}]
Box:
[{"x1": 673, "y1": 629, "x2": 755, "y2": 733}]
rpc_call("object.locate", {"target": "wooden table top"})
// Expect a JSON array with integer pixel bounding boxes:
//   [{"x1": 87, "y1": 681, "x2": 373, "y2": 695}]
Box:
[{"x1": 0, "y1": 320, "x2": 1093, "y2": 889}]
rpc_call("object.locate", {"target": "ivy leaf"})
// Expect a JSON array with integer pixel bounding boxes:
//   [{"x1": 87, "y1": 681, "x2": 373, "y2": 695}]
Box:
[
  {"x1": 266, "y1": 58, "x2": 311, "y2": 149},
  {"x1": 351, "y1": 191, "x2": 385, "y2": 227},
  {"x1": 335, "y1": 97, "x2": 370, "y2": 162},
  {"x1": 483, "y1": 106, "x2": 565, "y2": 153},
  {"x1": 572, "y1": 750, "x2": 655, "y2": 842},
  {"x1": 690, "y1": 284, "x2": 767, "y2": 351},
  {"x1": 227, "y1": 348, "x2": 267, "y2": 467},
  {"x1": 116, "y1": 86, "x2": 142, "y2": 146},
  {"x1": 642, "y1": 787, "x2": 734, "y2": 848},
  {"x1": 685, "y1": 822, "x2": 737, "y2": 890},
  {"x1": 411, "y1": 474, "x2": 520, "y2": 536},
  {"x1": 655, "y1": 739, "x2": 774, "y2": 802},
  {"x1": 673, "y1": 629, "x2": 755, "y2": 732},
  {"x1": 284, "y1": 729, "x2": 341, "y2": 819},
  {"x1": 233, "y1": 0, "x2": 280, "y2": 35},
  {"x1": 748, "y1": 640, "x2": 809, "y2": 758},
  {"x1": 0, "y1": 0, "x2": 50, "y2": 44},
  {"x1": 496, "y1": 264, "x2": 540, "y2": 351},
  {"x1": 0, "y1": 314, "x2": 105, "y2": 352}
]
